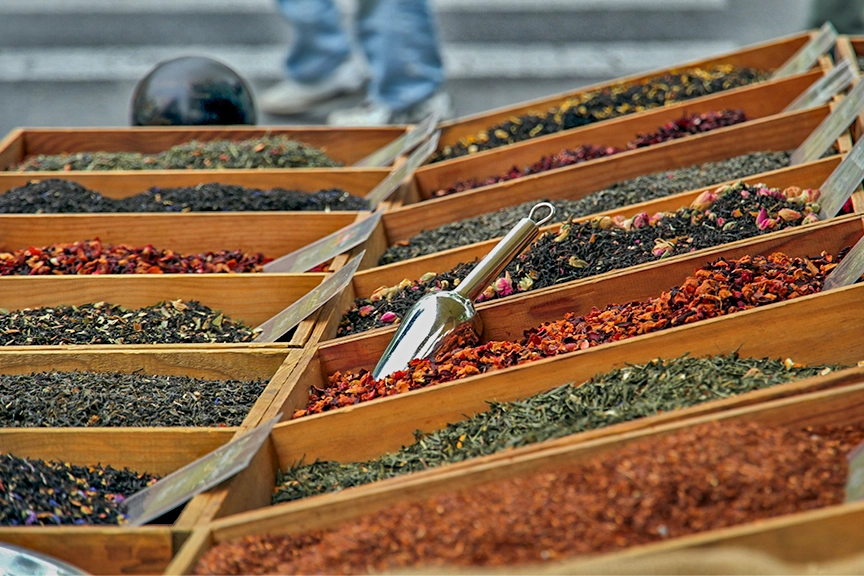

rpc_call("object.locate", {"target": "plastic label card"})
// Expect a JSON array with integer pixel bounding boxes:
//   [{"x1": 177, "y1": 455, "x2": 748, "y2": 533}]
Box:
[
  {"x1": 822, "y1": 233, "x2": 864, "y2": 293},
  {"x1": 784, "y1": 58, "x2": 858, "y2": 112},
  {"x1": 789, "y1": 78, "x2": 864, "y2": 166},
  {"x1": 772, "y1": 23, "x2": 837, "y2": 79},
  {"x1": 264, "y1": 212, "x2": 381, "y2": 274},
  {"x1": 124, "y1": 415, "x2": 280, "y2": 526},
  {"x1": 353, "y1": 112, "x2": 440, "y2": 167},
  {"x1": 845, "y1": 440, "x2": 864, "y2": 502},
  {"x1": 365, "y1": 131, "x2": 440, "y2": 209},
  {"x1": 817, "y1": 135, "x2": 864, "y2": 220},
  {"x1": 255, "y1": 252, "x2": 364, "y2": 343}
]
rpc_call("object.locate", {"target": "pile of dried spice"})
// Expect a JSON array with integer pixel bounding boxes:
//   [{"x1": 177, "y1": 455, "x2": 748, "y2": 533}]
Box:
[
  {"x1": 433, "y1": 109, "x2": 747, "y2": 198},
  {"x1": 0, "y1": 371, "x2": 268, "y2": 427},
  {"x1": 431, "y1": 65, "x2": 768, "y2": 162},
  {"x1": 10, "y1": 136, "x2": 342, "y2": 171},
  {"x1": 273, "y1": 354, "x2": 839, "y2": 503},
  {"x1": 379, "y1": 150, "x2": 793, "y2": 264},
  {"x1": 0, "y1": 454, "x2": 157, "y2": 525},
  {"x1": 0, "y1": 179, "x2": 368, "y2": 213},
  {"x1": 0, "y1": 300, "x2": 258, "y2": 345},
  {"x1": 197, "y1": 421, "x2": 863, "y2": 574},
  {"x1": 317, "y1": 250, "x2": 837, "y2": 416},
  {"x1": 0, "y1": 239, "x2": 270, "y2": 275},
  {"x1": 343, "y1": 181, "x2": 821, "y2": 335}
]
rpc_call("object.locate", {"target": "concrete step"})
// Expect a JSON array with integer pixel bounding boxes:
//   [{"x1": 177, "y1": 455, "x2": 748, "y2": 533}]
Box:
[{"x1": 0, "y1": 0, "x2": 732, "y2": 47}]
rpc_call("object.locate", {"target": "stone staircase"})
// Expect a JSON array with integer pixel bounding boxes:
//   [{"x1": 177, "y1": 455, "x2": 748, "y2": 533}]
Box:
[{"x1": 0, "y1": 0, "x2": 809, "y2": 136}]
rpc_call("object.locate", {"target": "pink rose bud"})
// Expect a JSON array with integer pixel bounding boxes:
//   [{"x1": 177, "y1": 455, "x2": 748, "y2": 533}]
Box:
[
  {"x1": 380, "y1": 311, "x2": 398, "y2": 323},
  {"x1": 358, "y1": 305, "x2": 375, "y2": 317},
  {"x1": 777, "y1": 208, "x2": 802, "y2": 222}
]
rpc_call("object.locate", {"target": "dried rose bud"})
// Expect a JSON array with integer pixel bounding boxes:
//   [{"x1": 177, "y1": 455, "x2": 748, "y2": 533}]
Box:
[
  {"x1": 380, "y1": 311, "x2": 398, "y2": 323},
  {"x1": 358, "y1": 305, "x2": 375, "y2": 317},
  {"x1": 690, "y1": 189, "x2": 717, "y2": 210},
  {"x1": 777, "y1": 208, "x2": 802, "y2": 222}
]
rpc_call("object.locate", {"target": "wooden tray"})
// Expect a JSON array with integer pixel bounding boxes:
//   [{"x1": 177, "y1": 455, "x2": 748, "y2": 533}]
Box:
[
  {"x1": 151, "y1": 215, "x2": 864, "y2": 563},
  {"x1": 0, "y1": 426, "x2": 236, "y2": 575},
  {"x1": 345, "y1": 154, "x2": 841, "y2": 320},
  {"x1": 413, "y1": 70, "x2": 821, "y2": 201},
  {"x1": 165, "y1": 315, "x2": 864, "y2": 575},
  {"x1": 0, "y1": 273, "x2": 324, "y2": 349},
  {"x1": 372, "y1": 105, "x2": 830, "y2": 261},
  {"x1": 0, "y1": 126, "x2": 409, "y2": 173},
  {"x1": 432, "y1": 31, "x2": 815, "y2": 161}
]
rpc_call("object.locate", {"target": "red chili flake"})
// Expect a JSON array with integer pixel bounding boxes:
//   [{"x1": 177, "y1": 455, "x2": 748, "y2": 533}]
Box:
[
  {"x1": 0, "y1": 239, "x2": 271, "y2": 275},
  {"x1": 297, "y1": 251, "x2": 838, "y2": 418}
]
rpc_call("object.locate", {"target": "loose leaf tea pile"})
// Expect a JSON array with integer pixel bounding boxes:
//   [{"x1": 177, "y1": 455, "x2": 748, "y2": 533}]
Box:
[
  {"x1": 316, "y1": 250, "x2": 837, "y2": 417},
  {"x1": 344, "y1": 181, "x2": 820, "y2": 335},
  {"x1": 0, "y1": 454, "x2": 157, "y2": 525},
  {"x1": 0, "y1": 300, "x2": 258, "y2": 345},
  {"x1": 434, "y1": 109, "x2": 747, "y2": 198},
  {"x1": 0, "y1": 371, "x2": 268, "y2": 427},
  {"x1": 379, "y1": 150, "x2": 793, "y2": 264},
  {"x1": 0, "y1": 239, "x2": 270, "y2": 275},
  {"x1": 11, "y1": 136, "x2": 342, "y2": 171},
  {"x1": 198, "y1": 422, "x2": 864, "y2": 574},
  {"x1": 432, "y1": 65, "x2": 768, "y2": 162},
  {"x1": 274, "y1": 354, "x2": 838, "y2": 504},
  {"x1": 0, "y1": 180, "x2": 368, "y2": 213}
]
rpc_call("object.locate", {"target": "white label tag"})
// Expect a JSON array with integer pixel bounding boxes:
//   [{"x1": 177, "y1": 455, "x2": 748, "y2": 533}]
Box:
[
  {"x1": 365, "y1": 131, "x2": 440, "y2": 209},
  {"x1": 785, "y1": 58, "x2": 858, "y2": 112},
  {"x1": 772, "y1": 23, "x2": 838, "y2": 79},
  {"x1": 264, "y1": 212, "x2": 381, "y2": 274},
  {"x1": 817, "y1": 135, "x2": 864, "y2": 219},
  {"x1": 254, "y1": 252, "x2": 363, "y2": 342},
  {"x1": 353, "y1": 112, "x2": 440, "y2": 167},
  {"x1": 845, "y1": 440, "x2": 864, "y2": 502},
  {"x1": 789, "y1": 77, "x2": 864, "y2": 166},
  {"x1": 823, "y1": 234, "x2": 864, "y2": 292},
  {"x1": 124, "y1": 415, "x2": 280, "y2": 526}
]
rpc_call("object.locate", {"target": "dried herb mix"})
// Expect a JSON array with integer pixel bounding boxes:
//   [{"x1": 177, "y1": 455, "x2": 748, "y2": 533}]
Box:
[
  {"x1": 432, "y1": 65, "x2": 768, "y2": 162},
  {"x1": 0, "y1": 454, "x2": 157, "y2": 525},
  {"x1": 434, "y1": 109, "x2": 747, "y2": 198},
  {"x1": 345, "y1": 181, "x2": 819, "y2": 335},
  {"x1": 274, "y1": 354, "x2": 838, "y2": 504},
  {"x1": 11, "y1": 136, "x2": 342, "y2": 171},
  {"x1": 317, "y1": 250, "x2": 837, "y2": 417},
  {"x1": 379, "y1": 151, "x2": 793, "y2": 264},
  {"x1": 196, "y1": 422, "x2": 863, "y2": 574},
  {"x1": 0, "y1": 239, "x2": 270, "y2": 275},
  {"x1": 0, "y1": 371, "x2": 267, "y2": 427},
  {"x1": 0, "y1": 179, "x2": 368, "y2": 213},
  {"x1": 0, "y1": 300, "x2": 258, "y2": 345}
]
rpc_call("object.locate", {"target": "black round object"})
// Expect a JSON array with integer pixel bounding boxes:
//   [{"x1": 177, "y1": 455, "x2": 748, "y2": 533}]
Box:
[{"x1": 131, "y1": 56, "x2": 257, "y2": 126}]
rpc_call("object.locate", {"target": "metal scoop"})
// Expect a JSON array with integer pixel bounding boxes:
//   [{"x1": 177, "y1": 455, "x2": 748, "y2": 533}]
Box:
[{"x1": 372, "y1": 202, "x2": 556, "y2": 380}]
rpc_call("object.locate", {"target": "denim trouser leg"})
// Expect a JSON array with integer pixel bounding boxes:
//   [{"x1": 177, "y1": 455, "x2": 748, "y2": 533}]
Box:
[
  {"x1": 355, "y1": 0, "x2": 445, "y2": 111},
  {"x1": 277, "y1": 0, "x2": 353, "y2": 83}
]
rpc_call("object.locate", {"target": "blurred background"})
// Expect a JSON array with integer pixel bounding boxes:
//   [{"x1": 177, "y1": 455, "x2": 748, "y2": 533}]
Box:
[{"x1": 0, "y1": 0, "x2": 812, "y2": 136}]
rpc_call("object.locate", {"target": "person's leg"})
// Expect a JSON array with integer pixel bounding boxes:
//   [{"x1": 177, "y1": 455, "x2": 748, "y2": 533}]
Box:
[
  {"x1": 355, "y1": 0, "x2": 445, "y2": 111},
  {"x1": 277, "y1": 0, "x2": 352, "y2": 82},
  {"x1": 261, "y1": 0, "x2": 366, "y2": 114}
]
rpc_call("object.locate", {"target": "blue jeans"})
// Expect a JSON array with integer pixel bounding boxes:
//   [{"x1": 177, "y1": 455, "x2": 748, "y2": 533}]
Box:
[{"x1": 277, "y1": 0, "x2": 445, "y2": 112}]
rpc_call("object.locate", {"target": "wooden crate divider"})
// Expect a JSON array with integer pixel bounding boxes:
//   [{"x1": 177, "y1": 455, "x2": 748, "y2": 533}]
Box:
[
  {"x1": 0, "y1": 126, "x2": 409, "y2": 171},
  {"x1": 0, "y1": 426, "x2": 237, "y2": 575},
  {"x1": 413, "y1": 70, "x2": 820, "y2": 200},
  {"x1": 380, "y1": 105, "x2": 829, "y2": 255},
  {"x1": 166, "y1": 293, "x2": 864, "y2": 574},
  {"x1": 434, "y1": 31, "x2": 814, "y2": 155}
]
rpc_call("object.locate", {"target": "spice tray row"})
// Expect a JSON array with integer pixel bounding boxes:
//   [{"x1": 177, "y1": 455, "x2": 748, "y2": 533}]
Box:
[
  {"x1": 410, "y1": 68, "x2": 820, "y2": 203},
  {"x1": 164, "y1": 216, "x2": 864, "y2": 572},
  {"x1": 328, "y1": 153, "x2": 841, "y2": 344},
  {"x1": 171, "y1": 368, "x2": 864, "y2": 574},
  {"x1": 0, "y1": 126, "x2": 408, "y2": 174},
  {"x1": 368, "y1": 104, "x2": 831, "y2": 267},
  {"x1": 0, "y1": 272, "x2": 324, "y2": 349},
  {"x1": 431, "y1": 30, "x2": 814, "y2": 165}
]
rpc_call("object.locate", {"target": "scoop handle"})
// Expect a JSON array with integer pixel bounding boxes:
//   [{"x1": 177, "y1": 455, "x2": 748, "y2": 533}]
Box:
[{"x1": 453, "y1": 202, "x2": 555, "y2": 301}]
